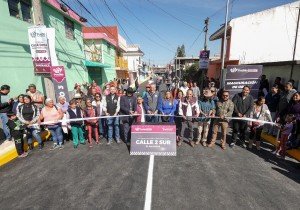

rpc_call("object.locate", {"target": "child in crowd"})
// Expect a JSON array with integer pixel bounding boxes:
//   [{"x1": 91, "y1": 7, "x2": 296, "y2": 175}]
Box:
[
  {"x1": 6, "y1": 111, "x2": 27, "y2": 158},
  {"x1": 273, "y1": 114, "x2": 295, "y2": 159},
  {"x1": 66, "y1": 99, "x2": 85, "y2": 149},
  {"x1": 84, "y1": 98, "x2": 99, "y2": 147}
]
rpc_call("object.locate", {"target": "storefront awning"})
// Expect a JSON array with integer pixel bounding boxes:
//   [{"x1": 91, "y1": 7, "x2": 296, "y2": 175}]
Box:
[{"x1": 82, "y1": 60, "x2": 111, "y2": 68}]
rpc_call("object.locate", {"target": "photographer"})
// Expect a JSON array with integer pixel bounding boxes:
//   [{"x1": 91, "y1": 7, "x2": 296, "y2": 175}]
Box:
[{"x1": 0, "y1": 85, "x2": 13, "y2": 141}]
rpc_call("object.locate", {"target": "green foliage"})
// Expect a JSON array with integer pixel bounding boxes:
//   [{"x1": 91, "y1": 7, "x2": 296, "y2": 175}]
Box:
[
  {"x1": 182, "y1": 62, "x2": 199, "y2": 81},
  {"x1": 176, "y1": 44, "x2": 186, "y2": 57}
]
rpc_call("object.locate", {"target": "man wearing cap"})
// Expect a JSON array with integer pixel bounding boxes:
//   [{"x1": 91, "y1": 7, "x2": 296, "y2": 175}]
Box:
[
  {"x1": 143, "y1": 83, "x2": 160, "y2": 123},
  {"x1": 119, "y1": 87, "x2": 137, "y2": 145},
  {"x1": 208, "y1": 90, "x2": 234, "y2": 150},
  {"x1": 27, "y1": 84, "x2": 44, "y2": 110},
  {"x1": 102, "y1": 85, "x2": 121, "y2": 144},
  {"x1": 73, "y1": 93, "x2": 86, "y2": 110},
  {"x1": 196, "y1": 89, "x2": 215, "y2": 147}
]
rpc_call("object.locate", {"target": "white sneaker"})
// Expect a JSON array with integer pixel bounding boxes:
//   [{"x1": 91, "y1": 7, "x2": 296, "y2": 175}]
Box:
[{"x1": 50, "y1": 144, "x2": 58, "y2": 150}]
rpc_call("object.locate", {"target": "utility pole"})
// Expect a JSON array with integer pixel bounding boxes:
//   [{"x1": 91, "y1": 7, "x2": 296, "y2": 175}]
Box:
[
  {"x1": 32, "y1": 0, "x2": 55, "y2": 101},
  {"x1": 290, "y1": 4, "x2": 300, "y2": 80},
  {"x1": 199, "y1": 17, "x2": 209, "y2": 91},
  {"x1": 220, "y1": 0, "x2": 230, "y2": 88},
  {"x1": 204, "y1": 17, "x2": 209, "y2": 51}
]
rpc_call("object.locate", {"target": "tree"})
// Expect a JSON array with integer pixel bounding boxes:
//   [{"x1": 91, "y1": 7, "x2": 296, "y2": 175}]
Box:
[
  {"x1": 176, "y1": 44, "x2": 186, "y2": 57},
  {"x1": 182, "y1": 62, "x2": 199, "y2": 81}
]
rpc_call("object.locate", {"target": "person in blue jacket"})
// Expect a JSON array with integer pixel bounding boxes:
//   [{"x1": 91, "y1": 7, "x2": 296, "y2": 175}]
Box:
[{"x1": 158, "y1": 90, "x2": 177, "y2": 123}]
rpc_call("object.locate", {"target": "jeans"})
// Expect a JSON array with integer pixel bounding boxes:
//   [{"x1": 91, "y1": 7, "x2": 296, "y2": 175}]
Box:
[
  {"x1": 26, "y1": 128, "x2": 42, "y2": 144},
  {"x1": 48, "y1": 125, "x2": 63, "y2": 145},
  {"x1": 98, "y1": 118, "x2": 106, "y2": 137},
  {"x1": 146, "y1": 115, "x2": 159, "y2": 123},
  {"x1": 0, "y1": 113, "x2": 11, "y2": 139},
  {"x1": 107, "y1": 117, "x2": 120, "y2": 141}
]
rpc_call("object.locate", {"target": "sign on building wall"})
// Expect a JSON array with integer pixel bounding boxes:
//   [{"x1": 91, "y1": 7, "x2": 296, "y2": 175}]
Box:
[
  {"x1": 199, "y1": 50, "x2": 210, "y2": 69},
  {"x1": 130, "y1": 124, "x2": 176, "y2": 156},
  {"x1": 225, "y1": 65, "x2": 262, "y2": 98},
  {"x1": 50, "y1": 66, "x2": 69, "y2": 101},
  {"x1": 28, "y1": 25, "x2": 51, "y2": 74}
]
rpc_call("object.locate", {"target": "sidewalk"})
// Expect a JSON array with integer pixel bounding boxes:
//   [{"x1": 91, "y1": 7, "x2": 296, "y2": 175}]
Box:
[{"x1": 261, "y1": 132, "x2": 300, "y2": 161}]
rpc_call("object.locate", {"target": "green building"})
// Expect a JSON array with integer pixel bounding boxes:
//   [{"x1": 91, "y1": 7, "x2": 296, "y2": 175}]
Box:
[
  {"x1": 0, "y1": 0, "x2": 88, "y2": 97},
  {"x1": 83, "y1": 27, "x2": 117, "y2": 86}
]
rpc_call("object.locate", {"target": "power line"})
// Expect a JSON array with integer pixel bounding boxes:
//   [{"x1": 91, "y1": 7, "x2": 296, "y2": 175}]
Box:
[
  {"x1": 75, "y1": 0, "x2": 119, "y2": 42},
  {"x1": 146, "y1": 0, "x2": 201, "y2": 32},
  {"x1": 188, "y1": 28, "x2": 205, "y2": 51},
  {"x1": 118, "y1": 0, "x2": 172, "y2": 46},
  {"x1": 113, "y1": 8, "x2": 175, "y2": 53},
  {"x1": 102, "y1": 0, "x2": 134, "y2": 44}
]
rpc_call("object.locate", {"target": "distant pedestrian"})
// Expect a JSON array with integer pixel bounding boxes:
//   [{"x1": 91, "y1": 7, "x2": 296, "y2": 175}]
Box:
[
  {"x1": 180, "y1": 81, "x2": 189, "y2": 97},
  {"x1": 258, "y1": 75, "x2": 269, "y2": 97},
  {"x1": 191, "y1": 82, "x2": 200, "y2": 99}
]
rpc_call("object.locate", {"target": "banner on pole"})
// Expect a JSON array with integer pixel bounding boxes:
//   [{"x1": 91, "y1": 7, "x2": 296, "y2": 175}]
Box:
[
  {"x1": 28, "y1": 25, "x2": 51, "y2": 74},
  {"x1": 130, "y1": 124, "x2": 176, "y2": 156},
  {"x1": 50, "y1": 66, "x2": 69, "y2": 101},
  {"x1": 225, "y1": 65, "x2": 263, "y2": 98},
  {"x1": 199, "y1": 50, "x2": 210, "y2": 69}
]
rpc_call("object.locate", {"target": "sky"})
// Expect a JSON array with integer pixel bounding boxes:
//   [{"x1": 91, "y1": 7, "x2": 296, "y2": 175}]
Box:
[{"x1": 68, "y1": 0, "x2": 297, "y2": 65}]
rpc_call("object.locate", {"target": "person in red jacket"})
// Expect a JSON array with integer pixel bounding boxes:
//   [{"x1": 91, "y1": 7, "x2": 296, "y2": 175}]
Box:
[{"x1": 84, "y1": 98, "x2": 99, "y2": 147}]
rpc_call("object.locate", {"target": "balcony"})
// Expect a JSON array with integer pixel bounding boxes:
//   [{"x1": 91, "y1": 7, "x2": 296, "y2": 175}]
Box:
[
  {"x1": 116, "y1": 57, "x2": 128, "y2": 70},
  {"x1": 84, "y1": 50, "x2": 103, "y2": 63}
]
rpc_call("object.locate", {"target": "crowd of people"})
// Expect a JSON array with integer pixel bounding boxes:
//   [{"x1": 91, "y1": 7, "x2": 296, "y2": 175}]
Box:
[{"x1": 0, "y1": 75, "x2": 299, "y2": 160}]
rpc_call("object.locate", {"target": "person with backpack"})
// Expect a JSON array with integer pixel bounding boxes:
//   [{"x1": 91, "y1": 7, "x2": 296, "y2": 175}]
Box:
[{"x1": 17, "y1": 95, "x2": 43, "y2": 150}]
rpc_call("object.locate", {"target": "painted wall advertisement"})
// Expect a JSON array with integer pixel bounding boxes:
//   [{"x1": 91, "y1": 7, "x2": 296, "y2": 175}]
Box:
[
  {"x1": 28, "y1": 25, "x2": 51, "y2": 74},
  {"x1": 50, "y1": 66, "x2": 69, "y2": 101},
  {"x1": 199, "y1": 50, "x2": 210, "y2": 69},
  {"x1": 225, "y1": 65, "x2": 263, "y2": 98},
  {"x1": 130, "y1": 124, "x2": 176, "y2": 156}
]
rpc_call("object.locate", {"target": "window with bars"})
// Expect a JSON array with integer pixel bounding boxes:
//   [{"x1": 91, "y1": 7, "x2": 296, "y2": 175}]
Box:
[
  {"x1": 64, "y1": 17, "x2": 74, "y2": 40},
  {"x1": 7, "y1": 0, "x2": 32, "y2": 23}
]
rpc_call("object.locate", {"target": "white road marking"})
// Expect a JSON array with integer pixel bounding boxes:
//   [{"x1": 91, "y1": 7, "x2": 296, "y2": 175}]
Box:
[{"x1": 144, "y1": 155, "x2": 155, "y2": 210}]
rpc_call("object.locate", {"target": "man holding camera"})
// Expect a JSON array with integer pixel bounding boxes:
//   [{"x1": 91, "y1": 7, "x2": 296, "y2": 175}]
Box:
[{"x1": 0, "y1": 85, "x2": 13, "y2": 141}]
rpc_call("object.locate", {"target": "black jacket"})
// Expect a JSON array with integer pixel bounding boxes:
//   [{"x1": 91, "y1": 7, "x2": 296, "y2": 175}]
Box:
[
  {"x1": 232, "y1": 93, "x2": 254, "y2": 117},
  {"x1": 0, "y1": 93, "x2": 12, "y2": 113},
  {"x1": 120, "y1": 95, "x2": 137, "y2": 122}
]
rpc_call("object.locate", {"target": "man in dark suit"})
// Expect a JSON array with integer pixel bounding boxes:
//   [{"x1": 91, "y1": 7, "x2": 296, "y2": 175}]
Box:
[{"x1": 119, "y1": 87, "x2": 137, "y2": 145}]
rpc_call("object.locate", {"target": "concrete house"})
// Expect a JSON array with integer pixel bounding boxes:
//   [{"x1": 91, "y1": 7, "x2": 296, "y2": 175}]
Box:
[{"x1": 209, "y1": 1, "x2": 300, "y2": 89}]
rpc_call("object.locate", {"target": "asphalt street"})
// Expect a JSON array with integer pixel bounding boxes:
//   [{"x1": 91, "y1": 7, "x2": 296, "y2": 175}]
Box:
[{"x1": 0, "y1": 137, "x2": 300, "y2": 210}]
